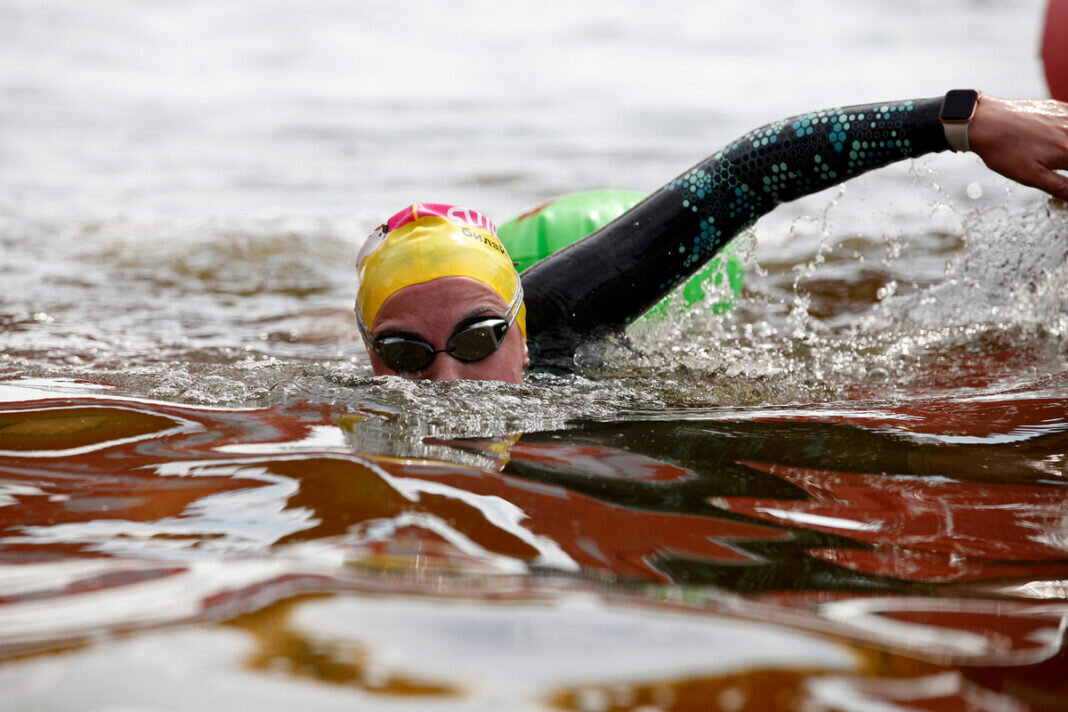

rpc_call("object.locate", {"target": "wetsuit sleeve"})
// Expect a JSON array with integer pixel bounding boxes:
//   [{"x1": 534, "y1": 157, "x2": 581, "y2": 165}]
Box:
[{"x1": 520, "y1": 97, "x2": 951, "y2": 368}]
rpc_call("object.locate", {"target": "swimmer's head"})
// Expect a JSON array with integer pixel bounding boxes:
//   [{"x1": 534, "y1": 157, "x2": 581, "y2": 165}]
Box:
[{"x1": 355, "y1": 203, "x2": 528, "y2": 382}]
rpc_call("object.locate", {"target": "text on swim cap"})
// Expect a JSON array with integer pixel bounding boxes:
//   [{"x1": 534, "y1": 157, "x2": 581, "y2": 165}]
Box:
[
  {"x1": 462, "y1": 226, "x2": 507, "y2": 256},
  {"x1": 447, "y1": 206, "x2": 498, "y2": 235}
]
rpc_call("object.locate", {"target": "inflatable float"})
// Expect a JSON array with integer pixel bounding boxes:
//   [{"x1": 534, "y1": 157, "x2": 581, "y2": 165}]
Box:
[
  {"x1": 499, "y1": 190, "x2": 744, "y2": 317},
  {"x1": 1044, "y1": 0, "x2": 1068, "y2": 101}
]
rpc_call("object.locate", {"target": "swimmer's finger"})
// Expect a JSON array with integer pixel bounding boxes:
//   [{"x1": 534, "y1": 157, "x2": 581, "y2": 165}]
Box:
[
  {"x1": 1039, "y1": 138, "x2": 1068, "y2": 200},
  {"x1": 1032, "y1": 168, "x2": 1068, "y2": 201}
]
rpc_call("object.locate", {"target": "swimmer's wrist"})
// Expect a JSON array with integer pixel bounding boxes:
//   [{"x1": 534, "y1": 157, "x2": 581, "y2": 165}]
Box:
[{"x1": 965, "y1": 93, "x2": 1018, "y2": 161}]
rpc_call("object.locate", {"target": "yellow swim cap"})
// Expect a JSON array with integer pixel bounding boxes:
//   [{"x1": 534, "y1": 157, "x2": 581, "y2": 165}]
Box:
[{"x1": 356, "y1": 203, "x2": 526, "y2": 337}]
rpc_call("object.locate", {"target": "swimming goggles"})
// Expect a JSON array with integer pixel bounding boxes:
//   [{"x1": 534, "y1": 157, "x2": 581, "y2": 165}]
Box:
[{"x1": 357, "y1": 284, "x2": 523, "y2": 373}]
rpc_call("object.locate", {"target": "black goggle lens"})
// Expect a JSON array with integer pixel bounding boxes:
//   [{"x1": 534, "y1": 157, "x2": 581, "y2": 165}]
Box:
[
  {"x1": 448, "y1": 319, "x2": 508, "y2": 361},
  {"x1": 373, "y1": 318, "x2": 510, "y2": 373},
  {"x1": 376, "y1": 338, "x2": 437, "y2": 373}
]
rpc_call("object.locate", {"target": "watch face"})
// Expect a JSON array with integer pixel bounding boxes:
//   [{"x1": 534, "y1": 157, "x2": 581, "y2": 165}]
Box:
[{"x1": 941, "y1": 89, "x2": 978, "y2": 121}]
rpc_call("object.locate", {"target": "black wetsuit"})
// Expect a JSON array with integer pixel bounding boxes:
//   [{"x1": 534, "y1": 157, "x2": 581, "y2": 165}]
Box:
[{"x1": 520, "y1": 97, "x2": 952, "y2": 368}]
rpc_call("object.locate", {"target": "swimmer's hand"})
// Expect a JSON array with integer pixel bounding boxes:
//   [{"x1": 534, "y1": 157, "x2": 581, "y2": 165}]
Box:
[{"x1": 969, "y1": 94, "x2": 1068, "y2": 201}]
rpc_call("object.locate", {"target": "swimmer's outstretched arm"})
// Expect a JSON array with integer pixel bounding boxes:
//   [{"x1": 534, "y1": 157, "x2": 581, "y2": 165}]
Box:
[{"x1": 521, "y1": 94, "x2": 1068, "y2": 367}]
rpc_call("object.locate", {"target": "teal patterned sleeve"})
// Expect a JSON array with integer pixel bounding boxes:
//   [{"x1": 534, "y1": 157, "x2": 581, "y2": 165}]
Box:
[{"x1": 521, "y1": 97, "x2": 951, "y2": 367}]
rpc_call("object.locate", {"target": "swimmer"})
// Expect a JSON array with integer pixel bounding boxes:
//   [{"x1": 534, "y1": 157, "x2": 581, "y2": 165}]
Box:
[
  {"x1": 355, "y1": 91, "x2": 1068, "y2": 382},
  {"x1": 355, "y1": 203, "x2": 529, "y2": 382}
]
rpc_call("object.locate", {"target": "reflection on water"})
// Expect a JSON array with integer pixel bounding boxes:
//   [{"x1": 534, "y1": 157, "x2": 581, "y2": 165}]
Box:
[
  {"x1": 225, "y1": 595, "x2": 463, "y2": 698},
  {"x1": 1, "y1": 377, "x2": 1065, "y2": 708}
]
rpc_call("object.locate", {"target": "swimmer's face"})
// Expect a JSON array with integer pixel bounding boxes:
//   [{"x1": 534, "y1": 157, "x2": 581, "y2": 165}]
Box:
[{"x1": 365, "y1": 276, "x2": 528, "y2": 383}]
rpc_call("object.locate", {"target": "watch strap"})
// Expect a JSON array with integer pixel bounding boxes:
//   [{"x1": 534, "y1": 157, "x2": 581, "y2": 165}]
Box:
[{"x1": 942, "y1": 120, "x2": 970, "y2": 152}]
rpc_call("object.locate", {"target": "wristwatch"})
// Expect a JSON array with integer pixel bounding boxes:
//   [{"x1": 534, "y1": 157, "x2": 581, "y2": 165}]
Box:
[{"x1": 939, "y1": 89, "x2": 980, "y2": 152}]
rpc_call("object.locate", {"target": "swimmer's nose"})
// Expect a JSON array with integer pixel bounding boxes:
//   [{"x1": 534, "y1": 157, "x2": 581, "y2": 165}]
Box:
[{"x1": 424, "y1": 353, "x2": 464, "y2": 382}]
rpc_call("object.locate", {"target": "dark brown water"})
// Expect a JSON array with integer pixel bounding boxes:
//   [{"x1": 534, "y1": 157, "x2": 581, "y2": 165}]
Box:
[{"x1": 1, "y1": 349, "x2": 1066, "y2": 709}]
